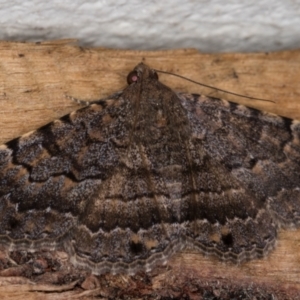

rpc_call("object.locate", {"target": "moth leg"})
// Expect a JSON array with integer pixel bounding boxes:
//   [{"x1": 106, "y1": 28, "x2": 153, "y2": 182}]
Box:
[
  {"x1": 65, "y1": 91, "x2": 123, "y2": 106},
  {"x1": 5, "y1": 250, "x2": 19, "y2": 267}
]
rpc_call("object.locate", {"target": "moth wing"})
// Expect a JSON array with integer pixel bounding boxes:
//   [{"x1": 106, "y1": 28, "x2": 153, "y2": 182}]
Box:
[{"x1": 180, "y1": 93, "x2": 300, "y2": 228}]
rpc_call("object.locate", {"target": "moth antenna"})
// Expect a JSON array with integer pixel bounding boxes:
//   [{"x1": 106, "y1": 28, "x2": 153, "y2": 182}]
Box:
[{"x1": 154, "y1": 69, "x2": 275, "y2": 103}]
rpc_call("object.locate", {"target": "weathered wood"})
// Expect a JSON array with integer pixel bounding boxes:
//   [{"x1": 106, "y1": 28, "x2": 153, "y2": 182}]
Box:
[{"x1": 0, "y1": 41, "x2": 299, "y2": 299}]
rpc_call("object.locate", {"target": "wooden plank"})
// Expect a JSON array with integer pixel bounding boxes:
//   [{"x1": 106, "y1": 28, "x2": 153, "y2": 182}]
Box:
[{"x1": 0, "y1": 41, "x2": 299, "y2": 299}]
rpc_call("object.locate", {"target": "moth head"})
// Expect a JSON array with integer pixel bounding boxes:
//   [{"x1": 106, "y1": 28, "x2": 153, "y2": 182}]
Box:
[{"x1": 127, "y1": 63, "x2": 159, "y2": 85}]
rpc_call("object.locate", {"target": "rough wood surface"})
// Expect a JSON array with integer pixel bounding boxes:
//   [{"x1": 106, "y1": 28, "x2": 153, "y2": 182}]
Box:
[{"x1": 0, "y1": 40, "x2": 299, "y2": 299}]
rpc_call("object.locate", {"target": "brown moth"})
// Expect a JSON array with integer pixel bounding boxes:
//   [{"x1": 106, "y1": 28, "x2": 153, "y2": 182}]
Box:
[{"x1": 0, "y1": 63, "x2": 299, "y2": 276}]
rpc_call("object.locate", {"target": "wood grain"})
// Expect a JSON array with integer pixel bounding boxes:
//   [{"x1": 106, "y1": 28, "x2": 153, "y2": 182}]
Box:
[{"x1": 0, "y1": 40, "x2": 299, "y2": 299}]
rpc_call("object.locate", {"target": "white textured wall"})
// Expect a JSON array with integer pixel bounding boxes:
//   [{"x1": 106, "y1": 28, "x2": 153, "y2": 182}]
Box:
[{"x1": 0, "y1": 0, "x2": 299, "y2": 52}]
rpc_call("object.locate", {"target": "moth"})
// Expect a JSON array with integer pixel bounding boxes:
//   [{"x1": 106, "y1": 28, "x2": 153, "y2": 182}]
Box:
[{"x1": 0, "y1": 63, "x2": 299, "y2": 275}]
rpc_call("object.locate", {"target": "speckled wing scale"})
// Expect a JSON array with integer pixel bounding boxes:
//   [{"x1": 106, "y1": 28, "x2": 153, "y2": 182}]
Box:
[{"x1": 0, "y1": 63, "x2": 300, "y2": 275}]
